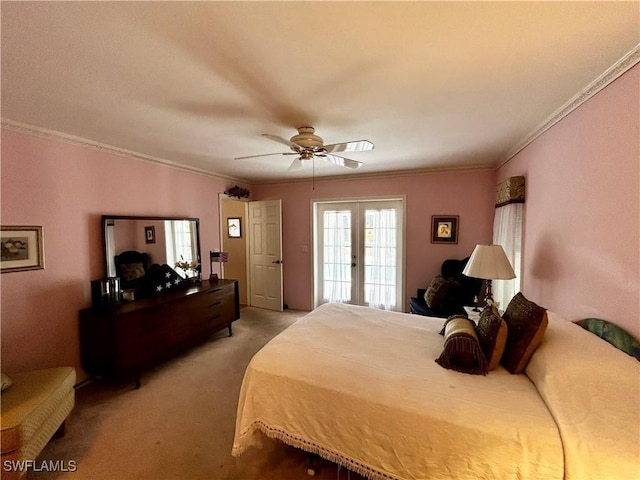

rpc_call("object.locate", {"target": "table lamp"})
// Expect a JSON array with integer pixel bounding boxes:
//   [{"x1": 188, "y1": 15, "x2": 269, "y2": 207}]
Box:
[{"x1": 462, "y1": 244, "x2": 515, "y2": 305}]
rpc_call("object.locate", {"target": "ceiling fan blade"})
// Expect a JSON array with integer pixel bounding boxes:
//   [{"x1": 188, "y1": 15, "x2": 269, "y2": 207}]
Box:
[
  {"x1": 262, "y1": 134, "x2": 302, "y2": 151},
  {"x1": 323, "y1": 154, "x2": 363, "y2": 169},
  {"x1": 234, "y1": 152, "x2": 298, "y2": 160},
  {"x1": 322, "y1": 140, "x2": 374, "y2": 154},
  {"x1": 288, "y1": 158, "x2": 304, "y2": 171},
  {"x1": 235, "y1": 152, "x2": 284, "y2": 160}
]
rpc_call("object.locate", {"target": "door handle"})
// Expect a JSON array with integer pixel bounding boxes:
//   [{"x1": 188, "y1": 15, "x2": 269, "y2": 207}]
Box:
[
  {"x1": 272, "y1": 259, "x2": 283, "y2": 264},
  {"x1": 351, "y1": 262, "x2": 356, "y2": 267}
]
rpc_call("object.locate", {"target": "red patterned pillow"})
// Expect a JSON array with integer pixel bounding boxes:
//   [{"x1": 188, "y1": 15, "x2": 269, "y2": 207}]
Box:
[{"x1": 501, "y1": 293, "x2": 548, "y2": 374}]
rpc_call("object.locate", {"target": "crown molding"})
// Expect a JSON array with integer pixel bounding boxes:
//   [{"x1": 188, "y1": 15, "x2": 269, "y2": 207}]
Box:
[
  {"x1": 0, "y1": 119, "x2": 251, "y2": 185},
  {"x1": 501, "y1": 44, "x2": 640, "y2": 167},
  {"x1": 0, "y1": 118, "x2": 496, "y2": 185},
  {"x1": 4, "y1": 41, "x2": 638, "y2": 183}
]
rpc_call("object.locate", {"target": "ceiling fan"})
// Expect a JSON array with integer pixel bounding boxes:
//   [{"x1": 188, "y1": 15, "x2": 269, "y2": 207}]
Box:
[{"x1": 235, "y1": 126, "x2": 374, "y2": 171}]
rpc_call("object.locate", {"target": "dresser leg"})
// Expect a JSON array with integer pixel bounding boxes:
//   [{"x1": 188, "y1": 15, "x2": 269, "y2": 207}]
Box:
[
  {"x1": 307, "y1": 453, "x2": 317, "y2": 476},
  {"x1": 134, "y1": 374, "x2": 141, "y2": 389},
  {"x1": 227, "y1": 324, "x2": 233, "y2": 337}
]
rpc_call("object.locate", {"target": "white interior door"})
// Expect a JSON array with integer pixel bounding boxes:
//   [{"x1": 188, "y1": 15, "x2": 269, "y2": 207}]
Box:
[
  {"x1": 314, "y1": 199, "x2": 404, "y2": 311},
  {"x1": 248, "y1": 200, "x2": 283, "y2": 311}
]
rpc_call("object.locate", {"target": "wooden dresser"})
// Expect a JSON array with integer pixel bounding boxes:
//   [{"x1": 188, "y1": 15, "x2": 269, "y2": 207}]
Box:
[{"x1": 79, "y1": 279, "x2": 239, "y2": 387}]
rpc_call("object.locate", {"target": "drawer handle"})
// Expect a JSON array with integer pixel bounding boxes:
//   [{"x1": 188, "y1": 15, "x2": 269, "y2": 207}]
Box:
[
  {"x1": 207, "y1": 288, "x2": 223, "y2": 294},
  {"x1": 208, "y1": 301, "x2": 222, "y2": 308}
]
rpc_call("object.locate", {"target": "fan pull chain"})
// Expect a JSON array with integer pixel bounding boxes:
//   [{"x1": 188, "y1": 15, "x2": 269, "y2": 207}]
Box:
[{"x1": 312, "y1": 156, "x2": 316, "y2": 190}]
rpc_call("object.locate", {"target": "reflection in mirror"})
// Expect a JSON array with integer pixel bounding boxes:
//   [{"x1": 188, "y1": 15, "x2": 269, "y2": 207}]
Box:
[{"x1": 103, "y1": 216, "x2": 200, "y2": 288}]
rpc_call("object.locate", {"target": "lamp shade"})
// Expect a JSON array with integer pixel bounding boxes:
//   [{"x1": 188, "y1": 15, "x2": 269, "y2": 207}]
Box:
[{"x1": 462, "y1": 244, "x2": 516, "y2": 280}]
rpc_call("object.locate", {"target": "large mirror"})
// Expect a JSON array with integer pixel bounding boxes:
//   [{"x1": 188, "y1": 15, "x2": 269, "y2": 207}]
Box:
[{"x1": 102, "y1": 215, "x2": 201, "y2": 291}]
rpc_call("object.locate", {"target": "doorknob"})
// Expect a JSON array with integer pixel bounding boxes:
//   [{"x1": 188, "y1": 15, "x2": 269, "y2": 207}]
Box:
[
  {"x1": 272, "y1": 259, "x2": 283, "y2": 264},
  {"x1": 351, "y1": 262, "x2": 356, "y2": 267}
]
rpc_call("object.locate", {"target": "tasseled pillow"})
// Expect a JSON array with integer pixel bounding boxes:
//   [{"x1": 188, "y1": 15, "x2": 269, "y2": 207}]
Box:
[{"x1": 436, "y1": 315, "x2": 488, "y2": 375}]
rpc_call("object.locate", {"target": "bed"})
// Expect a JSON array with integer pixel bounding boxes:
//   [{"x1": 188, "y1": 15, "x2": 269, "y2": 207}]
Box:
[{"x1": 232, "y1": 303, "x2": 640, "y2": 480}]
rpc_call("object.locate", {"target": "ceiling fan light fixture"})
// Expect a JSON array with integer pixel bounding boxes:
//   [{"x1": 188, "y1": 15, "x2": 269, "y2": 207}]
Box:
[
  {"x1": 290, "y1": 126, "x2": 324, "y2": 149},
  {"x1": 242, "y1": 126, "x2": 372, "y2": 172}
]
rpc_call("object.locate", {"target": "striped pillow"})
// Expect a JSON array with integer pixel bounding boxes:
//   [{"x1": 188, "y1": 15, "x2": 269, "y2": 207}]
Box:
[{"x1": 436, "y1": 316, "x2": 488, "y2": 375}]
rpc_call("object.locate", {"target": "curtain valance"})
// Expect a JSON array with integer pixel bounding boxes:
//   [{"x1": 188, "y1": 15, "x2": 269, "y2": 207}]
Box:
[{"x1": 496, "y1": 176, "x2": 525, "y2": 207}]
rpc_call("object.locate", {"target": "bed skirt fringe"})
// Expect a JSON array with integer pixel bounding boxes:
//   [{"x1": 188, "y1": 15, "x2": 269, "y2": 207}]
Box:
[{"x1": 233, "y1": 420, "x2": 400, "y2": 480}]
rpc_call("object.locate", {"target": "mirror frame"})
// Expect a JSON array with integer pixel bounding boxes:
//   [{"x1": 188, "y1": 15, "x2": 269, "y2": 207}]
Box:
[{"x1": 101, "y1": 215, "x2": 201, "y2": 279}]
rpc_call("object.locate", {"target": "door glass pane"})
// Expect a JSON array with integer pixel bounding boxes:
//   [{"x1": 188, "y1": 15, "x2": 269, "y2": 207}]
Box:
[
  {"x1": 322, "y1": 210, "x2": 352, "y2": 303},
  {"x1": 364, "y1": 208, "x2": 397, "y2": 309}
]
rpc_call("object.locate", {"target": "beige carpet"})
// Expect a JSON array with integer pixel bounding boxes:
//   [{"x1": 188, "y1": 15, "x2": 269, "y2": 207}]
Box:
[{"x1": 31, "y1": 307, "x2": 365, "y2": 480}]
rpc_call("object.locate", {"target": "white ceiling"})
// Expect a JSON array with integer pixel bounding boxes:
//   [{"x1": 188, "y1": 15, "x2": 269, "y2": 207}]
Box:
[{"x1": 1, "y1": 2, "x2": 638, "y2": 184}]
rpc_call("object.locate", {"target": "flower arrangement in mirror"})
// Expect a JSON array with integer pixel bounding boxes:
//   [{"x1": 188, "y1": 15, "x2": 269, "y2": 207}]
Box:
[{"x1": 175, "y1": 257, "x2": 200, "y2": 284}]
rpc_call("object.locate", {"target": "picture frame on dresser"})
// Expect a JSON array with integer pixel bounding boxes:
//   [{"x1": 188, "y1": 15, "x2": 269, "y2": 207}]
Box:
[{"x1": 1, "y1": 225, "x2": 45, "y2": 273}]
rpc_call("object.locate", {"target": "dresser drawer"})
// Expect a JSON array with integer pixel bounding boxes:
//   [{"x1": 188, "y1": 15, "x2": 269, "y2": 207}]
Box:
[{"x1": 190, "y1": 284, "x2": 236, "y2": 309}]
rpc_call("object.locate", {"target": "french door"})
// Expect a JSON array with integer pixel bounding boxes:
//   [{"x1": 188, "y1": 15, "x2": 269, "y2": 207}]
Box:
[{"x1": 313, "y1": 199, "x2": 404, "y2": 311}]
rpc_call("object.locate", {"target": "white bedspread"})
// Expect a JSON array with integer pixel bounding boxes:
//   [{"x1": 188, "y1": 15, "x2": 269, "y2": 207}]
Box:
[
  {"x1": 232, "y1": 303, "x2": 563, "y2": 480},
  {"x1": 526, "y1": 313, "x2": 640, "y2": 480}
]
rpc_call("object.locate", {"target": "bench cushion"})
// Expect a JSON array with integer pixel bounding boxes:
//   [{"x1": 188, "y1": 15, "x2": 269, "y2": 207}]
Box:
[{"x1": 1, "y1": 367, "x2": 75, "y2": 462}]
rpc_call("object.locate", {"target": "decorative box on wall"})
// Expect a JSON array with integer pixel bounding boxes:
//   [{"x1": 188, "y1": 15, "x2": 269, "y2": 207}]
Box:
[{"x1": 496, "y1": 176, "x2": 525, "y2": 207}]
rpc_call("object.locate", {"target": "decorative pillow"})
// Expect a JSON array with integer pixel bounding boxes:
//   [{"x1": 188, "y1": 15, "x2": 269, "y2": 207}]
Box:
[
  {"x1": 436, "y1": 316, "x2": 488, "y2": 375},
  {"x1": 148, "y1": 264, "x2": 184, "y2": 294},
  {"x1": 501, "y1": 292, "x2": 548, "y2": 374},
  {"x1": 575, "y1": 318, "x2": 640, "y2": 361},
  {"x1": 424, "y1": 275, "x2": 454, "y2": 309},
  {"x1": 1, "y1": 372, "x2": 13, "y2": 392},
  {"x1": 476, "y1": 306, "x2": 508, "y2": 370},
  {"x1": 120, "y1": 262, "x2": 146, "y2": 282}
]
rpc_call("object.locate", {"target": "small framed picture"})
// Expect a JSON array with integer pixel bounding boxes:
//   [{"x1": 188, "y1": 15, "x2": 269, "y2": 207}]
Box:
[
  {"x1": 145, "y1": 226, "x2": 156, "y2": 244},
  {"x1": 228, "y1": 218, "x2": 241, "y2": 238},
  {"x1": 1, "y1": 226, "x2": 45, "y2": 273},
  {"x1": 431, "y1": 215, "x2": 459, "y2": 244}
]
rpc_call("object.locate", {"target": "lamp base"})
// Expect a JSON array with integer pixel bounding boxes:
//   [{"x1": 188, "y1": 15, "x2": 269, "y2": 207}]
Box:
[
  {"x1": 209, "y1": 273, "x2": 219, "y2": 282},
  {"x1": 484, "y1": 279, "x2": 494, "y2": 306}
]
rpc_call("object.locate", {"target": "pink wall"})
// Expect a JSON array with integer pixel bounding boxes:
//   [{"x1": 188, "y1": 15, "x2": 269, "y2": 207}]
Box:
[
  {"x1": 497, "y1": 65, "x2": 639, "y2": 338},
  {"x1": 253, "y1": 170, "x2": 496, "y2": 311},
  {"x1": 0, "y1": 128, "x2": 246, "y2": 376},
  {"x1": 6, "y1": 65, "x2": 634, "y2": 380}
]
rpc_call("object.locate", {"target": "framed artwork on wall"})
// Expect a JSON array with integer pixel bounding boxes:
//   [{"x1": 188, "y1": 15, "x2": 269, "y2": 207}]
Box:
[
  {"x1": 228, "y1": 218, "x2": 241, "y2": 238},
  {"x1": 431, "y1": 215, "x2": 459, "y2": 244},
  {"x1": 145, "y1": 226, "x2": 156, "y2": 244},
  {"x1": 1, "y1": 225, "x2": 45, "y2": 273}
]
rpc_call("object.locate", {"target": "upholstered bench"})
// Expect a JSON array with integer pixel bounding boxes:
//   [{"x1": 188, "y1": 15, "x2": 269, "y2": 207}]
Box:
[{"x1": 1, "y1": 367, "x2": 75, "y2": 480}]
